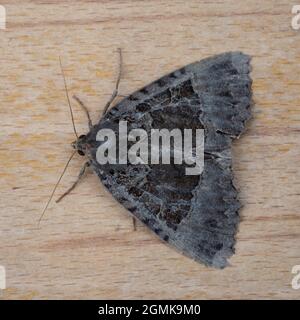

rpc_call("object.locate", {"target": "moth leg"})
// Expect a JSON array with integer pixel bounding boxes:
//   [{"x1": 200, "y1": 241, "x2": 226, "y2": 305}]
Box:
[
  {"x1": 73, "y1": 95, "x2": 93, "y2": 129},
  {"x1": 132, "y1": 217, "x2": 137, "y2": 231},
  {"x1": 102, "y1": 48, "x2": 123, "y2": 115},
  {"x1": 56, "y1": 161, "x2": 91, "y2": 203}
]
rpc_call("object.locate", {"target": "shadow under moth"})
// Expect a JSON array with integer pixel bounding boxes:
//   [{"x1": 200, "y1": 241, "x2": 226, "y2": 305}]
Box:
[{"x1": 44, "y1": 51, "x2": 252, "y2": 269}]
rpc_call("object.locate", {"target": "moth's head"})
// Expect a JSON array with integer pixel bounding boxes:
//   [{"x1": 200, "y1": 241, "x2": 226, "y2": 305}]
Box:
[{"x1": 71, "y1": 134, "x2": 88, "y2": 156}]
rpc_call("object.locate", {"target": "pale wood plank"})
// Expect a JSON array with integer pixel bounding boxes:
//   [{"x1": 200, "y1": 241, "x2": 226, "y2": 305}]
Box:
[{"x1": 0, "y1": 0, "x2": 299, "y2": 299}]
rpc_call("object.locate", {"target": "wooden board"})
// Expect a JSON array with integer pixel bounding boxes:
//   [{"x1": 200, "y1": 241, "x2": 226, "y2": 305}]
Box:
[{"x1": 0, "y1": 0, "x2": 300, "y2": 299}]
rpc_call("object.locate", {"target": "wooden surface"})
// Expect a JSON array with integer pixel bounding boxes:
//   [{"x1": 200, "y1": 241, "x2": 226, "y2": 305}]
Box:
[{"x1": 0, "y1": 0, "x2": 300, "y2": 300}]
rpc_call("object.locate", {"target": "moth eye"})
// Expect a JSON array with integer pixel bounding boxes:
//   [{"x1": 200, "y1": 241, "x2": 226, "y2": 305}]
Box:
[
  {"x1": 79, "y1": 134, "x2": 86, "y2": 139},
  {"x1": 78, "y1": 150, "x2": 85, "y2": 156}
]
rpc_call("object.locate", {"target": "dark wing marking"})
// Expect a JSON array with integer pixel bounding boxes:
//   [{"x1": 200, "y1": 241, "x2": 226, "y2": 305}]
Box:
[{"x1": 87, "y1": 52, "x2": 252, "y2": 268}]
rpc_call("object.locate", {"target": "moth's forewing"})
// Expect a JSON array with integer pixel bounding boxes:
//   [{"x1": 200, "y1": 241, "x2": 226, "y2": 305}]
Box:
[{"x1": 86, "y1": 52, "x2": 252, "y2": 268}]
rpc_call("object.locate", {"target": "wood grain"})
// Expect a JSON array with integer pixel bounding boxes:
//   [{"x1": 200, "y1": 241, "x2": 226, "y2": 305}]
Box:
[{"x1": 0, "y1": 0, "x2": 299, "y2": 299}]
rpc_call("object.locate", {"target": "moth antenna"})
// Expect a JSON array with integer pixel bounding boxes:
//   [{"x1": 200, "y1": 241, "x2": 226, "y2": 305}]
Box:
[
  {"x1": 38, "y1": 151, "x2": 76, "y2": 226},
  {"x1": 59, "y1": 56, "x2": 78, "y2": 138}
]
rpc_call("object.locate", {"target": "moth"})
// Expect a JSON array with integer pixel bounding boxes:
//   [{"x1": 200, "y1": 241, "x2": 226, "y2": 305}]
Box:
[{"x1": 43, "y1": 50, "x2": 252, "y2": 269}]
